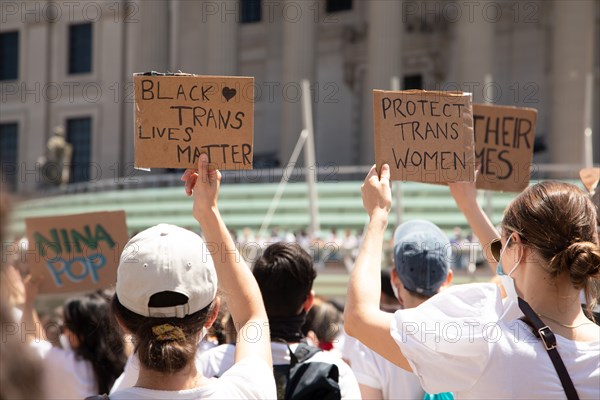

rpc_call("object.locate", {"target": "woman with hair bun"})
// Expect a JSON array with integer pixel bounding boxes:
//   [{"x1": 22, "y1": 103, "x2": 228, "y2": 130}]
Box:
[
  {"x1": 108, "y1": 154, "x2": 275, "y2": 399},
  {"x1": 501, "y1": 182, "x2": 600, "y2": 310},
  {"x1": 345, "y1": 164, "x2": 600, "y2": 399}
]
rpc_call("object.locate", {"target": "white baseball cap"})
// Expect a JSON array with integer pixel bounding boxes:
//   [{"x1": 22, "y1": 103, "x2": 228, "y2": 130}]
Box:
[{"x1": 116, "y1": 224, "x2": 217, "y2": 318}]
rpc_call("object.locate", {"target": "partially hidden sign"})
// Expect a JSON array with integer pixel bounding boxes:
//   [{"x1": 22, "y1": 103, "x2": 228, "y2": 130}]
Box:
[
  {"x1": 578, "y1": 167, "x2": 599, "y2": 193},
  {"x1": 25, "y1": 211, "x2": 128, "y2": 294},
  {"x1": 374, "y1": 90, "x2": 475, "y2": 183},
  {"x1": 473, "y1": 104, "x2": 537, "y2": 192},
  {"x1": 134, "y1": 73, "x2": 254, "y2": 170}
]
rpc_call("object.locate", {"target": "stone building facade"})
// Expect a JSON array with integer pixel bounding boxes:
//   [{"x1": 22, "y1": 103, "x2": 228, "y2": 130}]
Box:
[{"x1": 1, "y1": 0, "x2": 598, "y2": 191}]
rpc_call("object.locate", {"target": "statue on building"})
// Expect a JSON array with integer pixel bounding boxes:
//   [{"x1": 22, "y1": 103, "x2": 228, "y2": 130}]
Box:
[{"x1": 38, "y1": 126, "x2": 73, "y2": 188}]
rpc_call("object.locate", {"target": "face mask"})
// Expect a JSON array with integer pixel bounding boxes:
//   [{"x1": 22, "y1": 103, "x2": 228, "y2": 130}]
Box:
[
  {"x1": 59, "y1": 333, "x2": 72, "y2": 351},
  {"x1": 496, "y1": 235, "x2": 522, "y2": 303}
]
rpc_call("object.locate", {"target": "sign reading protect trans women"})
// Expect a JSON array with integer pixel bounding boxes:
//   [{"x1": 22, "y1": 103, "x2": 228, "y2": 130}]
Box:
[
  {"x1": 373, "y1": 90, "x2": 475, "y2": 183},
  {"x1": 25, "y1": 211, "x2": 128, "y2": 294}
]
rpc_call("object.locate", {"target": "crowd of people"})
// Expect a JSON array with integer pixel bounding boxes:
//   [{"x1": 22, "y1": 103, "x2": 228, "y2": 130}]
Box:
[
  {"x1": 1, "y1": 155, "x2": 599, "y2": 399},
  {"x1": 229, "y1": 226, "x2": 363, "y2": 271},
  {"x1": 213, "y1": 225, "x2": 479, "y2": 273}
]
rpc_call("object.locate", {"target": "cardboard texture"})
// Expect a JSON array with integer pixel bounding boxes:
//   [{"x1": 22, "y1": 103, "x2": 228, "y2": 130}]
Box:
[
  {"x1": 473, "y1": 104, "x2": 537, "y2": 192},
  {"x1": 579, "y1": 167, "x2": 600, "y2": 193},
  {"x1": 134, "y1": 74, "x2": 254, "y2": 170},
  {"x1": 25, "y1": 211, "x2": 128, "y2": 294},
  {"x1": 374, "y1": 90, "x2": 475, "y2": 183}
]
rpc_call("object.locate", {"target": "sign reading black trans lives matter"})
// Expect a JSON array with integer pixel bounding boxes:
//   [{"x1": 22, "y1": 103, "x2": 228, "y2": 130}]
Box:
[{"x1": 134, "y1": 73, "x2": 254, "y2": 170}]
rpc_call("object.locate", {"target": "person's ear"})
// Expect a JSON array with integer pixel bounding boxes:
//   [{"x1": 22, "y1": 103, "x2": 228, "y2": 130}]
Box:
[
  {"x1": 112, "y1": 311, "x2": 132, "y2": 335},
  {"x1": 306, "y1": 330, "x2": 319, "y2": 347},
  {"x1": 511, "y1": 233, "x2": 522, "y2": 245},
  {"x1": 204, "y1": 296, "x2": 221, "y2": 329},
  {"x1": 511, "y1": 234, "x2": 525, "y2": 263},
  {"x1": 302, "y1": 290, "x2": 315, "y2": 313},
  {"x1": 441, "y1": 269, "x2": 453, "y2": 289},
  {"x1": 64, "y1": 328, "x2": 80, "y2": 349},
  {"x1": 390, "y1": 269, "x2": 401, "y2": 288}
]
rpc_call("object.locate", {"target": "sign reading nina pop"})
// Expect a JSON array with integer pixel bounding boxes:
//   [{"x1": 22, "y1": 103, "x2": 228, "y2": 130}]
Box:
[
  {"x1": 25, "y1": 211, "x2": 128, "y2": 294},
  {"x1": 473, "y1": 104, "x2": 537, "y2": 192},
  {"x1": 134, "y1": 73, "x2": 254, "y2": 170},
  {"x1": 374, "y1": 90, "x2": 475, "y2": 183}
]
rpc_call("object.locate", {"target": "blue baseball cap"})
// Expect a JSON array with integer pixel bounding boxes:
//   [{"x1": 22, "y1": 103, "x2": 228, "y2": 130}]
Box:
[{"x1": 393, "y1": 220, "x2": 451, "y2": 297}]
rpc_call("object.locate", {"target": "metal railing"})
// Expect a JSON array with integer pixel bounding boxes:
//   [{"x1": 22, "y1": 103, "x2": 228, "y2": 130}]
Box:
[{"x1": 17, "y1": 163, "x2": 595, "y2": 198}]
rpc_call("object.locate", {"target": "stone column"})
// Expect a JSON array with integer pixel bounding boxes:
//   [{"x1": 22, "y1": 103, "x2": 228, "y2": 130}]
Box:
[
  {"x1": 549, "y1": 0, "x2": 596, "y2": 165},
  {"x1": 360, "y1": 0, "x2": 403, "y2": 165},
  {"x1": 280, "y1": 0, "x2": 317, "y2": 164},
  {"x1": 205, "y1": 0, "x2": 238, "y2": 75},
  {"x1": 138, "y1": 0, "x2": 169, "y2": 71},
  {"x1": 453, "y1": 0, "x2": 494, "y2": 103},
  {"x1": 21, "y1": 22, "x2": 51, "y2": 191}
]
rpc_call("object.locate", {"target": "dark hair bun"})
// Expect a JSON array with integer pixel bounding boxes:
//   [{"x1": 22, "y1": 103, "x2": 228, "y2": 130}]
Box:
[{"x1": 550, "y1": 242, "x2": 600, "y2": 288}]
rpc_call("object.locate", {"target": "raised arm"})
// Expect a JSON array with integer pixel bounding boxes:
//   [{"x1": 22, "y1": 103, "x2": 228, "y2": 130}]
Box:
[
  {"x1": 21, "y1": 274, "x2": 45, "y2": 343},
  {"x1": 182, "y1": 154, "x2": 271, "y2": 366},
  {"x1": 448, "y1": 176, "x2": 500, "y2": 272},
  {"x1": 344, "y1": 164, "x2": 412, "y2": 372}
]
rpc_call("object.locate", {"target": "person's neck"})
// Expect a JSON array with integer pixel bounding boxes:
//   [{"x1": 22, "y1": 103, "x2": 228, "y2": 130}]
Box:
[
  {"x1": 521, "y1": 267, "x2": 582, "y2": 321},
  {"x1": 520, "y1": 265, "x2": 597, "y2": 339},
  {"x1": 135, "y1": 362, "x2": 207, "y2": 391},
  {"x1": 269, "y1": 312, "x2": 306, "y2": 343}
]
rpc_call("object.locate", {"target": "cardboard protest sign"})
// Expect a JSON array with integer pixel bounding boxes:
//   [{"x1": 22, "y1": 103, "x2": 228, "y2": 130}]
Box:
[
  {"x1": 25, "y1": 211, "x2": 128, "y2": 294},
  {"x1": 579, "y1": 167, "x2": 600, "y2": 193},
  {"x1": 134, "y1": 73, "x2": 254, "y2": 170},
  {"x1": 473, "y1": 104, "x2": 537, "y2": 192},
  {"x1": 374, "y1": 90, "x2": 475, "y2": 183}
]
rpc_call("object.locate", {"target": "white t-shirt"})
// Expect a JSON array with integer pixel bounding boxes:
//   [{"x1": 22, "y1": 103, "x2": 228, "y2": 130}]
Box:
[
  {"x1": 11, "y1": 306, "x2": 23, "y2": 323},
  {"x1": 199, "y1": 341, "x2": 362, "y2": 399},
  {"x1": 346, "y1": 336, "x2": 424, "y2": 399},
  {"x1": 30, "y1": 340, "x2": 98, "y2": 399},
  {"x1": 110, "y1": 351, "x2": 140, "y2": 394},
  {"x1": 110, "y1": 356, "x2": 276, "y2": 400},
  {"x1": 390, "y1": 283, "x2": 600, "y2": 399},
  {"x1": 111, "y1": 339, "x2": 218, "y2": 394},
  {"x1": 110, "y1": 340, "x2": 217, "y2": 393}
]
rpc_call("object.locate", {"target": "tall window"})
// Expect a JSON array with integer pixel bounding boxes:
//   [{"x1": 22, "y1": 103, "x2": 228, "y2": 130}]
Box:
[
  {"x1": 69, "y1": 23, "x2": 92, "y2": 74},
  {"x1": 404, "y1": 74, "x2": 423, "y2": 90},
  {"x1": 0, "y1": 31, "x2": 19, "y2": 81},
  {"x1": 241, "y1": 0, "x2": 261, "y2": 23},
  {"x1": 67, "y1": 117, "x2": 92, "y2": 183},
  {"x1": 0, "y1": 123, "x2": 19, "y2": 191},
  {"x1": 326, "y1": 0, "x2": 352, "y2": 13}
]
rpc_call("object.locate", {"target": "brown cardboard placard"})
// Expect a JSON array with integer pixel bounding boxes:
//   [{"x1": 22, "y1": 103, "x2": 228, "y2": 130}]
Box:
[
  {"x1": 579, "y1": 167, "x2": 600, "y2": 193},
  {"x1": 25, "y1": 211, "x2": 128, "y2": 294},
  {"x1": 373, "y1": 90, "x2": 475, "y2": 183},
  {"x1": 134, "y1": 74, "x2": 254, "y2": 170},
  {"x1": 473, "y1": 104, "x2": 537, "y2": 192}
]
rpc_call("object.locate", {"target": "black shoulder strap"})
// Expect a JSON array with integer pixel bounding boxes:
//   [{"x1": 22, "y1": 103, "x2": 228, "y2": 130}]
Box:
[
  {"x1": 518, "y1": 297, "x2": 580, "y2": 400},
  {"x1": 84, "y1": 395, "x2": 109, "y2": 400},
  {"x1": 292, "y1": 343, "x2": 322, "y2": 365}
]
